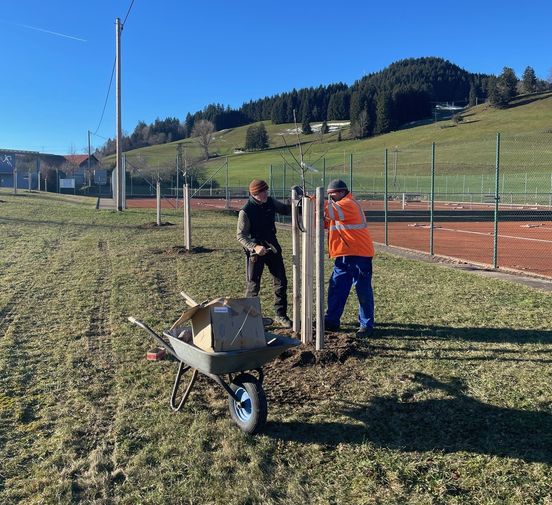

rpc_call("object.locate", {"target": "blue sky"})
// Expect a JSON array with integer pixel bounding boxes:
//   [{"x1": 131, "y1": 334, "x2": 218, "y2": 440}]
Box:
[{"x1": 1, "y1": 0, "x2": 550, "y2": 155}]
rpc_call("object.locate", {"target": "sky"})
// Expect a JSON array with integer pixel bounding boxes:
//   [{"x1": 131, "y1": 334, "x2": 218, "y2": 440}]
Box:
[{"x1": 1, "y1": 0, "x2": 551, "y2": 155}]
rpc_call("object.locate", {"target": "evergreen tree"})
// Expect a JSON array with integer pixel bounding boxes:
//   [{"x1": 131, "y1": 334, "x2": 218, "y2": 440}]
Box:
[
  {"x1": 375, "y1": 92, "x2": 392, "y2": 134},
  {"x1": 522, "y1": 66, "x2": 537, "y2": 93},
  {"x1": 245, "y1": 123, "x2": 269, "y2": 150},
  {"x1": 302, "y1": 116, "x2": 313, "y2": 135},
  {"x1": 487, "y1": 76, "x2": 501, "y2": 106},
  {"x1": 257, "y1": 122, "x2": 269, "y2": 149},
  {"x1": 497, "y1": 67, "x2": 518, "y2": 104},
  {"x1": 468, "y1": 83, "x2": 478, "y2": 106}
]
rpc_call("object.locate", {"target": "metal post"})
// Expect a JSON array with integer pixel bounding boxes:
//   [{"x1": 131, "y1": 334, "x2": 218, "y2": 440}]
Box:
[
  {"x1": 176, "y1": 154, "x2": 179, "y2": 207},
  {"x1": 225, "y1": 157, "x2": 229, "y2": 209},
  {"x1": 283, "y1": 162, "x2": 287, "y2": 200},
  {"x1": 349, "y1": 153, "x2": 353, "y2": 193},
  {"x1": 322, "y1": 157, "x2": 326, "y2": 191},
  {"x1": 493, "y1": 133, "x2": 500, "y2": 269},
  {"x1": 87, "y1": 130, "x2": 92, "y2": 187},
  {"x1": 384, "y1": 149, "x2": 388, "y2": 246},
  {"x1": 430, "y1": 143, "x2": 435, "y2": 256},
  {"x1": 315, "y1": 187, "x2": 324, "y2": 350}
]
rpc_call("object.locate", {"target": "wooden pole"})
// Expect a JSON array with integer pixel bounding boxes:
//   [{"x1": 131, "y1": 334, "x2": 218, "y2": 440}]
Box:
[
  {"x1": 315, "y1": 187, "x2": 325, "y2": 350},
  {"x1": 184, "y1": 183, "x2": 191, "y2": 251},
  {"x1": 156, "y1": 180, "x2": 161, "y2": 226},
  {"x1": 301, "y1": 196, "x2": 314, "y2": 344},
  {"x1": 291, "y1": 188, "x2": 301, "y2": 334}
]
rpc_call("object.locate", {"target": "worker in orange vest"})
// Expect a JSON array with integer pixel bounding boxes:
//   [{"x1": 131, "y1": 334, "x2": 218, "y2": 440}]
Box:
[{"x1": 324, "y1": 179, "x2": 375, "y2": 337}]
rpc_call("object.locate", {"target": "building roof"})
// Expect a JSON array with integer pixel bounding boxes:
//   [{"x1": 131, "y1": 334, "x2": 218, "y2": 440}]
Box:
[{"x1": 63, "y1": 154, "x2": 98, "y2": 166}]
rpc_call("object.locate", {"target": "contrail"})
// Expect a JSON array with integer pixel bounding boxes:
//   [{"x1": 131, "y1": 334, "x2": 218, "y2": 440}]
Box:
[{"x1": 1, "y1": 20, "x2": 87, "y2": 42}]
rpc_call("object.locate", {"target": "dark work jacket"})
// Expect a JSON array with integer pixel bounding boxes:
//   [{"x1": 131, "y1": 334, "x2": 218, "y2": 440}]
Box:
[{"x1": 241, "y1": 196, "x2": 290, "y2": 253}]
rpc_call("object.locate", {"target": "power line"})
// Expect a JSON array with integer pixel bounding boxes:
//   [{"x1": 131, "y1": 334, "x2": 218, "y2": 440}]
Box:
[
  {"x1": 91, "y1": 1, "x2": 135, "y2": 140},
  {"x1": 122, "y1": 0, "x2": 136, "y2": 27},
  {"x1": 92, "y1": 58, "x2": 116, "y2": 135}
]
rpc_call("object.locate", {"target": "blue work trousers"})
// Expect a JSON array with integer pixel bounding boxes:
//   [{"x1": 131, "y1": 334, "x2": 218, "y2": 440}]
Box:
[{"x1": 325, "y1": 256, "x2": 374, "y2": 329}]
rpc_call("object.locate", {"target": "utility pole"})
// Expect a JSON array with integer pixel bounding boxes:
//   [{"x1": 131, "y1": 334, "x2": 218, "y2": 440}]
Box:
[
  {"x1": 115, "y1": 17, "x2": 124, "y2": 211},
  {"x1": 87, "y1": 130, "x2": 92, "y2": 186}
]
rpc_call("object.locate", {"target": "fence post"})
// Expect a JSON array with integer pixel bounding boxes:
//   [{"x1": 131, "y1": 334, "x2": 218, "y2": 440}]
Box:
[
  {"x1": 493, "y1": 133, "x2": 500, "y2": 269},
  {"x1": 269, "y1": 164, "x2": 273, "y2": 197},
  {"x1": 384, "y1": 149, "x2": 388, "y2": 246},
  {"x1": 430, "y1": 143, "x2": 435, "y2": 256}
]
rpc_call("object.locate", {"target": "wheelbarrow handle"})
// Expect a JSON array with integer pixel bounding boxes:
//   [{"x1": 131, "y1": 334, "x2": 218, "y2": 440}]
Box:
[{"x1": 127, "y1": 316, "x2": 178, "y2": 360}]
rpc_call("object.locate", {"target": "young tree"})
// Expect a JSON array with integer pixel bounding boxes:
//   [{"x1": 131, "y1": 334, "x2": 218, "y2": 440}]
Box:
[
  {"x1": 522, "y1": 66, "x2": 537, "y2": 93},
  {"x1": 320, "y1": 120, "x2": 329, "y2": 134},
  {"x1": 191, "y1": 119, "x2": 215, "y2": 160}
]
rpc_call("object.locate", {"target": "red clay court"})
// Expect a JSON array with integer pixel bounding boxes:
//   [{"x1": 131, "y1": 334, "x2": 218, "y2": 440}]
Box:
[{"x1": 126, "y1": 197, "x2": 552, "y2": 279}]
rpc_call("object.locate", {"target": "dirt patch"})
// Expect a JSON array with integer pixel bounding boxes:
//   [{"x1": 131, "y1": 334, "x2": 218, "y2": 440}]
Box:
[
  {"x1": 138, "y1": 221, "x2": 175, "y2": 229},
  {"x1": 276, "y1": 332, "x2": 368, "y2": 367},
  {"x1": 151, "y1": 245, "x2": 215, "y2": 255}
]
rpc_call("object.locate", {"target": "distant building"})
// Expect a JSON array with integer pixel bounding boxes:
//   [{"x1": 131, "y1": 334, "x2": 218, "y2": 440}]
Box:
[{"x1": 0, "y1": 150, "x2": 102, "y2": 191}]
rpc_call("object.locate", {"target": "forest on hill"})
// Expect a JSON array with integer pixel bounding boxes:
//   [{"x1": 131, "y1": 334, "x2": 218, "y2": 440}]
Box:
[{"x1": 98, "y1": 57, "x2": 549, "y2": 156}]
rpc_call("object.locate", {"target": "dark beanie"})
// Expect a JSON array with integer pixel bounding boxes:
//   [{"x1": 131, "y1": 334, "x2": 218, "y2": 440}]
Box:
[
  {"x1": 327, "y1": 179, "x2": 348, "y2": 193},
  {"x1": 249, "y1": 179, "x2": 269, "y2": 195}
]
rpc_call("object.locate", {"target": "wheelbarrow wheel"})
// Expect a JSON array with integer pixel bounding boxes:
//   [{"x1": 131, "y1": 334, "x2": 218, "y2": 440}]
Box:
[{"x1": 228, "y1": 373, "x2": 267, "y2": 434}]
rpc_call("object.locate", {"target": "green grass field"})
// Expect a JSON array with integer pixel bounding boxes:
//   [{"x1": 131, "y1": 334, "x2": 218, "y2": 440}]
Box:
[
  {"x1": 1, "y1": 191, "x2": 551, "y2": 504},
  {"x1": 111, "y1": 92, "x2": 552, "y2": 197}
]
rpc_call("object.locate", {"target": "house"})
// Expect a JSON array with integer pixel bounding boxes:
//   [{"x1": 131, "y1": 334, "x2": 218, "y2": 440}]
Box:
[{"x1": 0, "y1": 149, "x2": 103, "y2": 191}]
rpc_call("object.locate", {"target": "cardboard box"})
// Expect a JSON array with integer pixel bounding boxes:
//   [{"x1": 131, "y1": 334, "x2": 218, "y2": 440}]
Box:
[{"x1": 170, "y1": 296, "x2": 267, "y2": 353}]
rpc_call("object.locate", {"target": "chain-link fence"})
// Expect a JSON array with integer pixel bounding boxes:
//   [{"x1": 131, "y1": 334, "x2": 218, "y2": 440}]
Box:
[{"x1": 176, "y1": 133, "x2": 549, "y2": 278}]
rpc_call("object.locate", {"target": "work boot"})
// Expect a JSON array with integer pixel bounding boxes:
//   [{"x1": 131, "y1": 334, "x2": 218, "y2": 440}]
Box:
[
  {"x1": 274, "y1": 315, "x2": 292, "y2": 329},
  {"x1": 356, "y1": 327, "x2": 374, "y2": 338}
]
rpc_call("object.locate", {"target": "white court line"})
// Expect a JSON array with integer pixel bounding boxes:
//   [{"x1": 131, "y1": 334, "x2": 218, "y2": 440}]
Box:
[{"x1": 436, "y1": 226, "x2": 552, "y2": 244}]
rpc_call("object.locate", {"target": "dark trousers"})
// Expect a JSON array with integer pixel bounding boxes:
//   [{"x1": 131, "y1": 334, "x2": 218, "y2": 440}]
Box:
[{"x1": 245, "y1": 252, "x2": 288, "y2": 317}]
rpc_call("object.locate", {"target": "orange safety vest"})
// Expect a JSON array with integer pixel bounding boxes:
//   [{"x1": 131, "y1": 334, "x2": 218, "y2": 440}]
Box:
[{"x1": 324, "y1": 193, "x2": 375, "y2": 258}]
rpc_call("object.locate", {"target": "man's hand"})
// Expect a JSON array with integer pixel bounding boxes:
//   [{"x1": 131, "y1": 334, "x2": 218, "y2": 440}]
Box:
[
  {"x1": 291, "y1": 185, "x2": 304, "y2": 199},
  {"x1": 254, "y1": 245, "x2": 267, "y2": 256}
]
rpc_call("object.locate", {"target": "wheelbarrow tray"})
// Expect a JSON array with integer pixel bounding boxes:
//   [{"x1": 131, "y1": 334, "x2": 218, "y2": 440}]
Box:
[{"x1": 167, "y1": 333, "x2": 299, "y2": 376}]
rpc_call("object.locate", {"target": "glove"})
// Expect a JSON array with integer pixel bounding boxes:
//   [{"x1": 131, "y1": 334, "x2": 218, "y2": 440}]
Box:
[{"x1": 291, "y1": 185, "x2": 304, "y2": 198}]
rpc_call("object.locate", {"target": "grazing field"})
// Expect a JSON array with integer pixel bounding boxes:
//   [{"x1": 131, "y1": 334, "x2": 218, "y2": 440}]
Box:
[{"x1": 1, "y1": 191, "x2": 551, "y2": 504}]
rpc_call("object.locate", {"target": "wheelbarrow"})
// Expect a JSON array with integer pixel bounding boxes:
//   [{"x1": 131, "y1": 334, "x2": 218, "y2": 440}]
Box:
[{"x1": 128, "y1": 316, "x2": 299, "y2": 434}]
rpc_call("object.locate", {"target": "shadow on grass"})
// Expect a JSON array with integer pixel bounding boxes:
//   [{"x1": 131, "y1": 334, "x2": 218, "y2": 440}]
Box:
[
  {"x1": 374, "y1": 322, "x2": 552, "y2": 345},
  {"x1": 0, "y1": 216, "x2": 140, "y2": 230},
  {"x1": 266, "y1": 372, "x2": 552, "y2": 463}
]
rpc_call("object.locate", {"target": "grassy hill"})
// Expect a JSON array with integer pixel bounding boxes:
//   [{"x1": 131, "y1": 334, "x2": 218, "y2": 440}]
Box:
[{"x1": 114, "y1": 92, "x2": 552, "y2": 193}]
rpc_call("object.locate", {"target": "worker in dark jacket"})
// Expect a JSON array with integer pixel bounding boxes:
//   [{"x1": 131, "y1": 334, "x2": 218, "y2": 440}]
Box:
[{"x1": 236, "y1": 179, "x2": 292, "y2": 328}]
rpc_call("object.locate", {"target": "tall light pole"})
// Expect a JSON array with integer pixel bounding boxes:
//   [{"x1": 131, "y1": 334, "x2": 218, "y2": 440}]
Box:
[{"x1": 115, "y1": 17, "x2": 124, "y2": 211}]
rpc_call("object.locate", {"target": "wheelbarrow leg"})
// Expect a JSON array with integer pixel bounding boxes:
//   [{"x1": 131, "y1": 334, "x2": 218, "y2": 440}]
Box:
[{"x1": 170, "y1": 361, "x2": 198, "y2": 412}]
